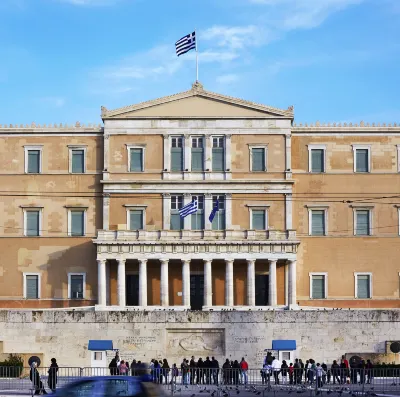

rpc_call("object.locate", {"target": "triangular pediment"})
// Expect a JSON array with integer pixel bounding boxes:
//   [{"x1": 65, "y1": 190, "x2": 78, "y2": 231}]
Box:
[{"x1": 101, "y1": 82, "x2": 293, "y2": 119}]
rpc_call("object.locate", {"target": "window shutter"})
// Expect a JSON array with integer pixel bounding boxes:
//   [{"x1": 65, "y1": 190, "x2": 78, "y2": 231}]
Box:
[
  {"x1": 252, "y1": 149, "x2": 265, "y2": 171},
  {"x1": 357, "y1": 275, "x2": 370, "y2": 298},
  {"x1": 212, "y1": 148, "x2": 224, "y2": 171},
  {"x1": 129, "y1": 210, "x2": 143, "y2": 230},
  {"x1": 311, "y1": 210, "x2": 325, "y2": 235},
  {"x1": 356, "y1": 149, "x2": 369, "y2": 172},
  {"x1": 191, "y1": 213, "x2": 204, "y2": 230},
  {"x1": 26, "y1": 275, "x2": 38, "y2": 299},
  {"x1": 71, "y1": 211, "x2": 84, "y2": 236},
  {"x1": 212, "y1": 211, "x2": 225, "y2": 230},
  {"x1": 356, "y1": 210, "x2": 369, "y2": 235},
  {"x1": 311, "y1": 149, "x2": 324, "y2": 172},
  {"x1": 312, "y1": 275, "x2": 325, "y2": 299},
  {"x1": 26, "y1": 211, "x2": 40, "y2": 236},
  {"x1": 191, "y1": 149, "x2": 204, "y2": 171},
  {"x1": 170, "y1": 213, "x2": 182, "y2": 230},
  {"x1": 171, "y1": 148, "x2": 183, "y2": 171},
  {"x1": 71, "y1": 150, "x2": 84, "y2": 173},
  {"x1": 130, "y1": 149, "x2": 143, "y2": 172},
  {"x1": 28, "y1": 150, "x2": 40, "y2": 173},
  {"x1": 252, "y1": 210, "x2": 265, "y2": 230},
  {"x1": 70, "y1": 275, "x2": 83, "y2": 299}
]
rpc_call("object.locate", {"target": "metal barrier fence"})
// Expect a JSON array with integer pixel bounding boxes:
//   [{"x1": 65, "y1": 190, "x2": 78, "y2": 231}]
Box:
[{"x1": 1, "y1": 367, "x2": 400, "y2": 395}]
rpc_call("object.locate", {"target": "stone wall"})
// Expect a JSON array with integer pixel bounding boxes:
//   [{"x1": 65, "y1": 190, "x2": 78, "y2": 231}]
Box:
[{"x1": 1, "y1": 310, "x2": 399, "y2": 368}]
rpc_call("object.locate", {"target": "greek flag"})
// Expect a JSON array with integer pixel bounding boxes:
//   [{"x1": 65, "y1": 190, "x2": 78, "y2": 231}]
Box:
[
  {"x1": 179, "y1": 199, "x2": 198, "y2": 218},
  {"x1": 175, "y1": 31, "x2": 196, "y2": 56}
]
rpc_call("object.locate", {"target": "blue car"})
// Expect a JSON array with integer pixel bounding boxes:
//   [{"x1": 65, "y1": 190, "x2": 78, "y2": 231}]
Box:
[{"x1": 54, "y1": 376, "x2": 165, "y2": 397}]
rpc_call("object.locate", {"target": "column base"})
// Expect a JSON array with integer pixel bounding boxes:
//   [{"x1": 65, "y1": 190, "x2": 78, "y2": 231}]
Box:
[
  {"x1": 202, "y1": 305, "x2": 287, "y2": 311},
  {"x1": 287, "y1": 304, "x2": 300, "y2": 310},
  {"x1": 95, "y1": 305, "x2": 192, "y2": 311}
]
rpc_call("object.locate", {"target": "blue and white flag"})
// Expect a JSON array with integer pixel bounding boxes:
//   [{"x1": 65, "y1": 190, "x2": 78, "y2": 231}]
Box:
[
  {"x1": 179, "y1": 199, "x2": 198, "y2": 218},
  {"x1": 175, "y1": 31, "x2": 196, "y2": 56},
  {"x1": 208, "y1": 199, "x2": 219, "y2": 223}
]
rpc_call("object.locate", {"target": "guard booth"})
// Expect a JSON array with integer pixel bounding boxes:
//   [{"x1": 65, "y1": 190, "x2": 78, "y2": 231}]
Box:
[
  {"x1": 88, "y1": 340, "x2": 116, "y2": 375},
  {"x1": 272, "y1": 340, "x2": 297, "y2": 362}
]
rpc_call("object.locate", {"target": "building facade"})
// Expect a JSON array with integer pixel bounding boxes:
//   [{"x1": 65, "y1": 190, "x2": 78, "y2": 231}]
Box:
[{"x1": 1, "y1": 82, "x2": 399, "y2": 310}]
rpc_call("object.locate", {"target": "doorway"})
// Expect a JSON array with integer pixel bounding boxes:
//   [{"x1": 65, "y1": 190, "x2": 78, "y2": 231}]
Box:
[
  {"x1": 190, "y1": 275, "x2": 204, "y2": 310},
  {"x1": 126, "y1": 275, "x2": 139, "y2": 306},
  {"x1": 255, "y1": 275, "x2": 269, "y2": 306}
]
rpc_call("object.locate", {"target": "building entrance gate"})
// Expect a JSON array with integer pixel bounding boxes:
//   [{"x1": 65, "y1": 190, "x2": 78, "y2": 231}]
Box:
[{"x1": 190, "y1": 275, "x2": 204, "y2": 310}]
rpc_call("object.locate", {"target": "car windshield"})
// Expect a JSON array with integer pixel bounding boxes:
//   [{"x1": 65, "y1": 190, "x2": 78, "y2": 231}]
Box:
[
  {"x1": 104, "y1": 378, "x2": 142, "y2": 397},
  {"x1": 63, "y1": 380, "x2": 98, "y2": 397}
]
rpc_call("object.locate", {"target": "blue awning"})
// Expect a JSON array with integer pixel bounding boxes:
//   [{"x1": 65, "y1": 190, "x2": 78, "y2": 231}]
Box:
[
  {"x1": 272, "y1": 340, "x2": 297, "y2": 351},
  {"x1": 88, "y1": 340, "x2": 113, "y2": 351}
]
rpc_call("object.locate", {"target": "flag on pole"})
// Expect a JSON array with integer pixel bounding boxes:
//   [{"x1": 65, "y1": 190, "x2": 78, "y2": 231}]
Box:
[
  {"x1": 175, "y1": 31, "x2": 196, "y2": 56},
  {"x1": 209, "y1": 199, "x2": 219, "y2": 223},
  {"x1": 179, "y1": 199, "x2": 198, "y2": 218}
]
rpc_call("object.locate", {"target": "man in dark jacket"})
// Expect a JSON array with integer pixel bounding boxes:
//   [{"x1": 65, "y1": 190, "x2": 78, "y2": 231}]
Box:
[
  {"x1": 211, "y1": 357, "x2": 219, "y2": 385},
  {"x1": 204, "y1": 357, "x2": 212, "y2": 384}
]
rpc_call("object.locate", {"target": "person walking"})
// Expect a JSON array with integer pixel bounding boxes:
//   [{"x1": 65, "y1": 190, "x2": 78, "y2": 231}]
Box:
[
  {"x1": 271, "y1": 356, "x2": 281, "y2": 385},
  {"x1": 47, "y1": 358, "x2": 58, "y2": 393},
  {"x1": 30, "y1": 362, "x2": 47, "y2": 395},
  {"x1": 240, "y1": 357, "x2": 249, "y2": 385}
]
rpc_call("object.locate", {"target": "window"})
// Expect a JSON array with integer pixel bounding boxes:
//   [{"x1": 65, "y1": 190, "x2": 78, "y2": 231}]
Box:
[
  {"x1": 24, "y1": 273, "x2": 40, "y2": 299},
  {"x1": 25, "y1": 146, "x2": 42, "y2": 174},
  {"x1": 68, "y1": 210, "x2": 85, "y2": 236},
  {"x1": 170, "y1": 195, "x2": 183, "y2": 230},
  {"x1": 354, "y1": 209, "x2": 371, "y2": 236},
  {"x1": 69, "y1": 147, "x2": 86, "y2": 174},
  {"x1": 211, "y1": 195, "x2": 225, "y2": 230},
  {"x1": 24, "y1": 209, "x2": 41, "y2": 236},
  {"x1": 191, "y1": 137, "x2": 204, "y2": 171},
  {"x1": 68, "y1": 273, "x2": 85, "y2": 299},
  {"x1": 309, "y1": 209, "x2": 327, "y2": 236},
  {"x1": 191, "y1": 195, "x2": 204, "y2": 230},
  {"x1": 251, "y1": 209, "x2": 267, "y2": 230},
  {"x1": 308, "y1": 145, "x2": 326, "y2": 173},
  {"x1": 171, "y1": 137, "x2": 183, "y2": 172},
  {"x1": 128, "y1": 209, "x2": 144, "y2": 230},
  {"x1": 128, "y1": 147, "x2": 144, "y2": 172},
  {"x1": 94, "y1": 352, "x2": 102, "y2": 360},
  {"x1": 310, "y1": 273, "x2": 327, "y2": 299},
  {"x1": 353, "y1": 146, "x2": 370, "y2": 173},
  {"x1": 355, "y1": 273, "x2": 372, "y2": 298},
  {"x1": 251, "y1": 147, "x2": 267, "y2": 172},
  {"x1": 212, "y1": 137, "x2": 224, "y2": 171}
]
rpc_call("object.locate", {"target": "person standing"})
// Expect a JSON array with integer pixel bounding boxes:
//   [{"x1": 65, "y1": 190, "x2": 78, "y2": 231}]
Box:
[
  {"x1": 162, "y1": 359, "x2": 170, "y2": 385},
  {"x1": 331, "y1": 360, "x2": 340, "y2": 384},
  {"x1": 47, "y1": 358, "x2": 58, "y2": 393},
  {"x1": 30, "y1": 362, "x2": 47, "y2": 395},
  {"x1": 222, "y1": 359, "x2": 231, "y2": 385},
  {"x1": 240, "y1": 357, "x2": 249, "y2": 385},
  {"x1": 211, "y1": 356, "x2": 219, "y2": 385},
  {"x1": 271, "y1": 356, "x2": 281, "y2": 385},
  {"x1": 119, "y1": 360, "x2": 128, "y2": 376},
  {"x1": 366, "y1": 359, "x2": 373, "y2": 384},
  {"x1": 315, "y1": 363, "x2": 325, "y2": 389},
  {"x1": 189, "y1": 356, "x2": 196, "y2": 385}
]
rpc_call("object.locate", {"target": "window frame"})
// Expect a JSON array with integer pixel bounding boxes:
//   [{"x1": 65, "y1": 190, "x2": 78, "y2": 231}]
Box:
[
  {"x1": 307, "y1": 207, "x2": 328, "y2": 236},
  {"x1": 170, "y1": 195, "x2": 184, "y2": 230},
  {"x1": 307, "y1": 144, "x2": 326, "y2": 173},
  {"x1": 125, "y1": 206, "x2": 147, "y2": 230},
  {"x1": 309, "y1": 272, "x2": 328, "y2": 299},
  {"x1": 211, "y1": 136, "x2": 225, "y2": 172},
  {"x1": 23, "y1": 272, "x2": 41, "y2": 299},
  {"x1": 249, "y1": 145, "x2": 268, "y2": 172},
  {"x1": 353, "y1": 207, "x2": 373, "y2": 236},
  {"x1": 23, "y1": 208, "x2": 43, "y2": 237},
  {"x1": 211, "y1": 194, "x2": 226, "y2": 230},
  {"x1": 191, "y1": 195, "x2": 205, "y2": 230},
  {"x1": 170, "y1": 136, "x2": 184, "y2": 172},
  {"x1": 352, "y1": 145, "x2": 371, "y2": 173},
  {"x1": 354, "y1": 272, "x2": 373, "y2": 299},
  {"x1": 68, "y1": 272, "x2": 86, "y2": 299},
  {"x1": 126, "y1": 144, "x2": 146, "y2": 172},
  {"x1": 68, "y1": 145, "x2": 87, "y2": 174},
  {"x1": 24, "y1": 145, "x2": 43, "y2": 174},
  {"x1": 67, "y1": 208, "x2": 87, "y2": 237},
  {"x1": 191, "y1": 136, "x2": 204, "y2": 172},
  {"x1": 249, "y1": 207, "x2": 268, "y2": 230}
]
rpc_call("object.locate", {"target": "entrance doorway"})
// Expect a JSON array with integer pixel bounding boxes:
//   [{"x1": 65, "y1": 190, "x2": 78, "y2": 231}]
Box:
[
  {"x1": 255, "y1": 275, "x2": 269, "y2": 306},
  {"x1": 190, "y1": 275, "x2": 204, "y2": 310},
  {"x1": 126, "y1": 275, "x2": 139, "y2": 306}
]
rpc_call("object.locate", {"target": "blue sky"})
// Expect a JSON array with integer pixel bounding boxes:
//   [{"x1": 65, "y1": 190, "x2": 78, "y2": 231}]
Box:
[{"x1": 0, "y1": 0, "x2": 399, "y2": 125}]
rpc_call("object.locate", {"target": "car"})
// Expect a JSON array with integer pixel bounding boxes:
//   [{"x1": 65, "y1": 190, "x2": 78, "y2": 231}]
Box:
[{"x1": 54, "y1": 376, "x2": 166, "y2": 397}]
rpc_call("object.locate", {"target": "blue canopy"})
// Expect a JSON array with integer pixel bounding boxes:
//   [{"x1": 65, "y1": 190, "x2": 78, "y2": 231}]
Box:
[
  {"x1": 88, "y1": 340, "x2": 113, "y2": 351},
  {"x1": 272, "y1": 340, "x2": 297, "y2": 351}
]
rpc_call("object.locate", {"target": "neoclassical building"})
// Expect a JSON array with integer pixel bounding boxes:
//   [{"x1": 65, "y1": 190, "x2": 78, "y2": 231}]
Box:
[{"x1": 1, "y1": 82, "x2": 399, "y2": 310}]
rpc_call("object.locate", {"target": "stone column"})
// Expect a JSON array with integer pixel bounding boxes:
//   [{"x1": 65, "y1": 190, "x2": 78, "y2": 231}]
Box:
[
  {"x1": 97, "y1": 259, "x2": 107, "y2": 306},
  {"x1": 269, "y1": 259, "x2": 277, "y2": 306},
  {"x1": 205, "y1": 135, "x2": 212, "y2": 178},
  {"x1": 182, "y1": 260, "x2": 191, "y2": 307},
  {"x1": 204, "y1": 259, "x2": 212, "y2": 307},
  {"x1": 288, "y1": 260, "x2": 297, "y2": 307},
  {"x1": 225, "y1": 259, "x2": 234, "y2": 306},
  {"x1": 163, "y1": 135, "x2": 170, "y2": 171},
  {"x1": 139, "y1": 259, "x2": 147, "y2": 307},
  {"x1": 160, "y1": 259, "x2": 169, "y2": 306},
  {"x1": 247, "y1": 259, "x2": 256, "y2": 306},
  {"x1": 117, "y1": 258, "x2": 126, "y2": 307},
  {"x1": 225, "y1": 194, "x2": 232, "y2": 229},
  {"x1": 103, "y1": 194, "x2": 110, "y2": 230},
  {"x1": 205, "y1": 194, "x2": 213, "y2": 230},
  {"x1": 162, "y1": 193, "x2": 171, "y2": 230},
  {"x1": 184, "y1": 134, "x2": 191, "y2": 172}
]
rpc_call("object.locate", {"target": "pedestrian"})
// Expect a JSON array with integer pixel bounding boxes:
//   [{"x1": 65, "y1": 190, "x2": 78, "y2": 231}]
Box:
[
  {"x1": 331, "y1": 360, "x2": 340, "y2": 384},
  {"x1": 197, "y1": 357, "x2": 204, "y2": 384},
  {"x1": 232, "y1": 360, "x2": 240, "y2": 385},
  {"x1": 293, "y1": 359, "x2": 301, "y2": 384},
  {"x1": 281, "y1": 360, "x2": 289, "y2": 384},
  {"x1": 119, "y1": 360, "x2": 128, "y2": 376},
  {"x1": 30, "y1": 362, "x2": 47, "y2": 395},
  {"x1": 321, "y1": 363, "x2": 328, "y2": 385},
  {"x1": 171, "y1": 363, "x2": 179, "y2": 385},
  {"x1": 289, "y1": 363, "x2": 294, "y2": 385},
  {"x1": 299, "y1": 359, "x2": 305, "y2": 384},
  {"x1": 109, "y1": 358, "x2": 118, "y2": 376},
  {"x1": 358, "y1": 359, "x2": 366, "y2": 384},
  {"x1": 315, "y1": 363, "x2": 325, "y2": 388},
  {"x1": 189, "y1": 356, "x2": 197, "y2": 385},
  {"x1": 47, "y1": 358, "x2": 58, "y2": 393},
  {"x1": 204, "y1": 357, "x2": 212, "y2": 384},
  {"x1": 271, "y1": 356, "x2": 281, "y2": 385},
  {"x1": 211, "y1": 356, "x2": 219, "y2": 385},
  {"x1": 222, "y1": 359, "x2": 231, "y2": 385},
  {"x1": 366, "y1": 359, "x2": 373, "y2": 384},
  {"x1": 162, "y1": 359, "x2": 170, "y2": 385},
  {"x1": 240, "y1": 357, "x2": 249, "y2": 385}
]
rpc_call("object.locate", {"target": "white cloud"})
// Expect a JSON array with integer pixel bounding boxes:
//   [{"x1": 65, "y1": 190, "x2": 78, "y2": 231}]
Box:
[{"x1": 216, "y1": 74, "x2": 239, "y2": 84}]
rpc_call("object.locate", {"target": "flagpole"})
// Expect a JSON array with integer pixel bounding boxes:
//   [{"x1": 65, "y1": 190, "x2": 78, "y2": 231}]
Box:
[{"x1": 195, "y1": 28, "x2": 199, "y2": 82}]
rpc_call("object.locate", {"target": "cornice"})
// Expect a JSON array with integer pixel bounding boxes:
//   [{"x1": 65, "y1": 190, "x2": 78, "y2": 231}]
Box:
[
  {"x1": 293, "y1": 121, "x2": 399, "y2": 131},
  {"x1": 0, "y1": 122, "x2": 103, "y2": 133}
]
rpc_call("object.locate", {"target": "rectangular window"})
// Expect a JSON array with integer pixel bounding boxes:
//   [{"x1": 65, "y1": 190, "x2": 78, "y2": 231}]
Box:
[
  {"x1": 252, "y1": 209, "x2": 266, "y2": 230},
  {"x1": 212, "y1": 137, "x2": 224, "y2": 171},
  {"x1": 311, "y1": 275, "x2": 326, "y2": 299},
  {"x1": 311, "y1": 210, "x2": 326, "y2": 236},
  {"x1": 170, "y1": 195, "x2": 183, "y2": 230},
  {"x1": 71, "y1": 149, "x2": 85, "y2": 173},
  {"x1": 191, "y1": 137, "x2": 204, "y2": 171},
  {"x1": 70, "y1": 210, "x2": 85, "y2": 236},
  {"x1": 252, "y1": 148, "x2": 266, "y2": 172},
  {"x1": 311, "y1": 149, "x2": 325, "y2": 173},
  {"x1": 356, "y1": 274, "x2": 371, "y2": 298},
  {"x1": 212, "y1": 195, "x2": 225, "y2": 230},
  {"x1": 27, "y1": 150, "x2": 41, "y2": 173},
  {"x1": 129, "y1": 148, "x2": 144, "y2": 172},
  {"x1": 171, "y1": 137, "x2": 183, "y2": 172},
  {"x1": 355, "y1": 209, "x2": 370, "y2": 236},
  {"x1": 129, "y1": 210, "x2": 144, "y2": 230},
  {"x1": 69, "y1": 274, "x2": 85, "y2": 299},
  {"x1": 24, "y1": 274, "x2": 39, "y2": 299},
  {"x1": 355, "y1": 148, "x2": 370, "y2": 172},
  {"x1": 191, "y1": 195, "x2": 204, "y2": 230},
  {"x1": 25, "y1": 210, "x2": 40, "y2": 236}
]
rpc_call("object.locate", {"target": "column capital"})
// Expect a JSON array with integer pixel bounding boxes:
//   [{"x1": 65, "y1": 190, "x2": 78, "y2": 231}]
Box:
[
  {"x1": 226, "y1": 134, "x2": 232, "y2": 139},
  {"x1": 160, "y1": 259, "x2": 169, "y2": 265},
  {"x1": 268, "y1": 259, "x2": 277, "y2": 264},
  {"x1": 205, "y1": 193, "x2": 212, "y2": 198},
  {"x1": 163, "y1": 134, "x2": 169, "y2": 140},
  {"x1": 182, "y1": 259, "x2": 191, "y2": 265},
  {"x1": 203, "y1": 259, "x2": 212, "y2": 264},
  {"x1": 162, "y1": 193, "x2": 171, "y2": 198},
  {"x1": 225, "y1": 259, "x2": 234, "y2": 264},
  {"x1": 287, "y1": 259, "x2": 297, "y2": 265},
  {"x1": 184, "y1": 134, "x2": 191, "y2": 140},
  {"x1": 97, "y1": 258, "x2": 106, "y2": 264},
  {"x1": 246, "y1": 259, "x2": 256, "y2": 265},
  {"x1": 225, "y1": 193, "x2": 232, "y2": 198},
  {"x1": 139, "y1": 258, "x2": 148, "y2": 264},
  {"x1": 117, "y1": 258, "x2": 126, "y2": 264},
  {"x1": 184, "y1": 193, "x2": 192, "y2": 197}
]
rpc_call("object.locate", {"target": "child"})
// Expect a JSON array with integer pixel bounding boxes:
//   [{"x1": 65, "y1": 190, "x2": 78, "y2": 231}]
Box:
[{"x1": 289, "y1": 363, "x2": 294, "y2": 385}]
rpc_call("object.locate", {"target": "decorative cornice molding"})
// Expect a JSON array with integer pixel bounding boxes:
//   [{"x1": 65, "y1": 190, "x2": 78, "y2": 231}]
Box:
[
  {"x1": 293, "y1": 121, "x2": 399, "y2": 129},
  {"x1": 0, "y1": 122, "x2": 103, "y2": 131}
]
